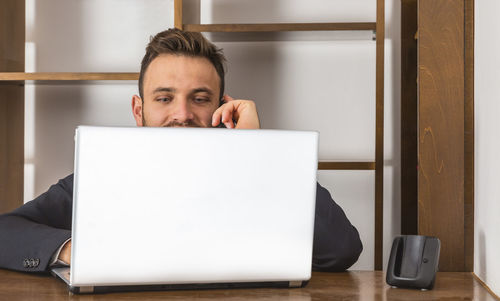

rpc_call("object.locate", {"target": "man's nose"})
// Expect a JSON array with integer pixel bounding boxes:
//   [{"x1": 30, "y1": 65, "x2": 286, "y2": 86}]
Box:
[{"x1": 171, "y1": 99, "x2": 194, "y2": 122}]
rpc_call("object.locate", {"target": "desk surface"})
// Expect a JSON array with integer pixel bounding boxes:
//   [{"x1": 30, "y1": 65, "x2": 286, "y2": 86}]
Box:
[{"x1": 0, "y1": 270, "x2": 496, "y2": 300}]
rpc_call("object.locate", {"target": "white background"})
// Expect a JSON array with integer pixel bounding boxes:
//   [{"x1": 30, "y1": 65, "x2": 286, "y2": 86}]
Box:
[
  {"x1": 24, "y1": 0, "x2": 402, "y2": 270},
  {"x1": 474, "y1": 0, "x2": 500, "y2": 296}
]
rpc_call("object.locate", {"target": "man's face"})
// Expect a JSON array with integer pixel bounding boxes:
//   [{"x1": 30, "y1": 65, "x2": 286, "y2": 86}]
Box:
[{"x1": 132, "y1": 54, "x2": 221, "y2": 127}]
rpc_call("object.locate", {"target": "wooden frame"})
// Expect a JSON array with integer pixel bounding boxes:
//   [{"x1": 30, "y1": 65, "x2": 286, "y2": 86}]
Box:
[
  {"x1": 0, "y1": 1, "x2": 25, "y2": 214},
  {"x1": 401, "y1": 0, "x2": 474, "y2": 272},
  {"x1": 401, "y1": 0, "x2": 418, "y2": 236},
  {"x1": 374, "y1": 0, "x2": 385, "y2": 271},
  {"x1": 0, "y1": 0, "x2": 385, "y2": 270},
  {"x1": 464, "y1": 0, "x2": 474, "y2": 273}
]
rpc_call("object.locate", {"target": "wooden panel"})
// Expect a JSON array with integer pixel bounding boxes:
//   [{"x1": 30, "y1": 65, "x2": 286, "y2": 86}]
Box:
[
  {"x1": 0, "y1": 72, "x2": 138, "y2": 81},
  {"x1": 0, "y1": 85, "x2": 24, "y2": 213},
  {"x1": 0, "y1": 0, "x2": 24, "y2": 213},
  {"x1": 0, "y1": 1, "x2": 24, "y2": 71},
  {"x1": 374, "y1": 0, "x2": 385, "y2": 271},
  {"x1": 464, "y1": 0, "x2": 474, "y2": 273},
  {"x1": 418, "y1": 0, "x2": 465, "y2": 272},
  {"x1": 318, "y1": 162, "x2": 375, "y2": 170},
  {"x1": 174, "y1": 0, "x2": 183, "y2": 30},
  {"x1": 183, "y1": 23, "x2": 377, "y2": 32},
  {"x1": 0, "y1": 270, "x2": 497, "y2": 300},
  {"x1": 400, "y1": 0, "x2": 418, "y2": 235}
]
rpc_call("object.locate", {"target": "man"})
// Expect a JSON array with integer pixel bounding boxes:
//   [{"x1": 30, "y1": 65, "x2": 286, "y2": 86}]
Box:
[{"x1": 0, "y1": 28, "x2": 362, "y2": 273}]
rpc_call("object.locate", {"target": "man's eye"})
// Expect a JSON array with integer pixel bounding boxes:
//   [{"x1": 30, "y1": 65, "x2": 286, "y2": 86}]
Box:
[
  {"x1": 157, "y1": 97, "x2": 171, "y2": 103},
  {"x1": 194, "y1": 98, "x2": 209, "y2": 103}
]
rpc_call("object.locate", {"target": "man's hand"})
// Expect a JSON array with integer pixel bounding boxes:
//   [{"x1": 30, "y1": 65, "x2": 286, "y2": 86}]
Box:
[
  {"x1": 58, "y1": 240, "x2": 71, "y2": 265},
  {"x1": 212, "y1": 95, "x2": 260, "y2": 129}
]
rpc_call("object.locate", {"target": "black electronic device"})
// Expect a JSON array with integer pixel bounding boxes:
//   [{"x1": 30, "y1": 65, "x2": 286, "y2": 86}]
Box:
[{"x1": 386, "y1": 235, "x2": 440, "y2": 290}]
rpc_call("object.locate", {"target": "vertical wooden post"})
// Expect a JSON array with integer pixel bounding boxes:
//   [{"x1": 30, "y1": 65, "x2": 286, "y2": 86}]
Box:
[
  {"x1": 374, "y1": 0, "x2": 385, "y2": 271},
  {"x1": 0, "y1": 0, "x2": 25, "y2": 213},
  {"x1": 401, "y1": 0, "x2": 418, "y2": 236},
  {"x1": 418, "y1": 0, "x2": 465, "y2": 272},
  {"x1": 402, "y1": 0, "x2": 474, "y2": 272},
  {"x1": 174, "y1": 0, "x2": 183, "y2": 30},
  {"x1": 464, "y1": 0, "x2": 475, "y2": 272}
]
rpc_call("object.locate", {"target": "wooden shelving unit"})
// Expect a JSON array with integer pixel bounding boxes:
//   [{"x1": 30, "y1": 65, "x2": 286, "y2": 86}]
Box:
[
  {"x1": 318, "y1": 162, "x2": 376, "y2": 170},
  {"x1": 0, "y1": 72, "x2": 138, "y2": 81},
  {"x1": 0, "y1": 0, "x2": 384, "y2": 269},
  {"x1": 182, "y1": 22, "x2": 377, "y2": 32}
]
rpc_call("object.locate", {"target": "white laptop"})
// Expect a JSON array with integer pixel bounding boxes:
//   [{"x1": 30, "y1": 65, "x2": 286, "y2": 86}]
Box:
[{"x1": 52, "y1": 126, "x2": 319, "y2": 294}]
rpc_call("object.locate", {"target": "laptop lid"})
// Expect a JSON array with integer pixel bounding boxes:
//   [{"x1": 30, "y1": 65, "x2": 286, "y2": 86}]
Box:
[{"x1": 71, "y1": 126, "x2": 318, "y2": 288}]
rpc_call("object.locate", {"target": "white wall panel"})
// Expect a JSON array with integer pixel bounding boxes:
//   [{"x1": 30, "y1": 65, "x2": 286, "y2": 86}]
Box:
[
  {"x1": 474, "y1": 0, "x2": 500, "y2": 296},
  {"x1": 219, "y1": 40, "x2": 375, "y2": 160}
]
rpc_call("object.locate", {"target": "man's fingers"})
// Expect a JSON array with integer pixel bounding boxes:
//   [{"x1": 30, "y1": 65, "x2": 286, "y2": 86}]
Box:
[
  {"x1": 212, "y1": 98, "x2": 259, "y2": 129},
  {"x1": 59, "y1": 240, "x2": 72, "y2": 265},
  {"x1": 212, "y1": 108, "x2": 222, "y2": 127},
  {"x1": 212, "y1": 102, "x2": 235, "y2": 128},
  {"x1": 221, "y1": 105, "x2": 235, "y2": 128}
]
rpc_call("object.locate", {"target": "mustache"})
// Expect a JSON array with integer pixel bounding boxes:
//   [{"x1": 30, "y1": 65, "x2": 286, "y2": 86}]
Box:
[{"x1": 164, "y1": 120, "x2": 202, "y2": 127}]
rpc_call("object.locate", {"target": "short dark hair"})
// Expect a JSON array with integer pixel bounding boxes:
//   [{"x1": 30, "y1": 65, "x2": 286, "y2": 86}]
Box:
[{"x1": 139, "y1": 28, "x2": 226, "y2": 101}]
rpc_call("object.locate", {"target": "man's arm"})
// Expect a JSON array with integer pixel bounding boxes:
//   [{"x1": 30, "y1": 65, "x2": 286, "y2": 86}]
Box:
[
  {"x1": 0, "y1": 174, "x2": 74, "y2": 272},
  {"x1": 312, "y1": 182, "x2": 363, "y2": 272}
]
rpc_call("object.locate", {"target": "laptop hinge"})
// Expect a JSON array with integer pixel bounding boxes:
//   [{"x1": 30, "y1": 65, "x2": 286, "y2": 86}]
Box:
[
  {"x1": 79, "y1": 286, "x2": 94, "y2": 293},
  {"x1": 289, "y1": 281, "x2": 302, "y2": 288}
]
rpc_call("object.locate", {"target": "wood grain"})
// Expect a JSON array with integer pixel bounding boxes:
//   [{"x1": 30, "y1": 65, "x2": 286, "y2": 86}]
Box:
[
  {"x1": 0, "y1": 0, "x2": 24, "y2": 213},
  {"x1": 374, "y1": 0, "x2": 385, "y2": 271},
  {"x1": 183, "y1": 23, "x2": 377, "y2": 32},
  {"x1": 0, "y1": 1, "x2": 24, "y2": 71},
  {"x1": 0, "y1": 270, "x2": 496, "y2": 300},
  {"x1": 318, "y1": 162, "x2": 375, "y2": 170},
  {"x1": 418, "y1": 0, "x2": 465, "y2": 272},
  {"x1": 464, "y1": 0, "x2": 475, "y2": 273},
  {"x1": 400, "y1": 0, "x2": 418, "y2": 236},
  {"x1": 0, "y1": 85, "x2": 24, "y2": 214},
  {"x1": 174, "y1": 0, "x2": 183, "y2": 30},
  {"x1": 0, "y1": 72, "x2": 138, "y2": 81}
]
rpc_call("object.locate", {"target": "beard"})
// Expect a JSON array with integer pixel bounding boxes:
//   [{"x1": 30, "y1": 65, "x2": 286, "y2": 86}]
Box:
[
  {"x1": 164, "y1": 120, "x2": 202, "y2": 127},
  {"x1": 142, "y1": 109, "x2": 204, "y2": 128}
]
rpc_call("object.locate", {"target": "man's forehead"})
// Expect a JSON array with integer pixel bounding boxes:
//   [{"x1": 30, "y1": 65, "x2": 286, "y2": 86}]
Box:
[{"x1": 144, "y1": 54, "x2": 220, "y2": 94}]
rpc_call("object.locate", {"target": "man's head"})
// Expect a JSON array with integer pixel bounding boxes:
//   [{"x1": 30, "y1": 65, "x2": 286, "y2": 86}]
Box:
[{"x1": 132, "y1": 28, "x2": 226, "y2": 127}]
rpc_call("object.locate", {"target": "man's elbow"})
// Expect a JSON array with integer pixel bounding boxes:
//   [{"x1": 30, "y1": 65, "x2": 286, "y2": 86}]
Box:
[
  {"x1": 312, "y1": 229, "x2": 363, "y2": 272},
  {"x1": 338, "y1": 233, "x2": 363, "y2": 271}
]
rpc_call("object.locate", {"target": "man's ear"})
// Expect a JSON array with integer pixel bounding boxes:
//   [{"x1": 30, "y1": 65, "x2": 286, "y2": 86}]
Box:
[{"x1": 131, "y1": 95, "x2": 144, "y2": 126}]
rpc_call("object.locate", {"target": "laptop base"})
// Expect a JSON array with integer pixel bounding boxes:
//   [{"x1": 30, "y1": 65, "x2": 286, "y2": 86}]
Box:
[{"x1": 52, "y1": 267, "x2": 309, "y2": 294}]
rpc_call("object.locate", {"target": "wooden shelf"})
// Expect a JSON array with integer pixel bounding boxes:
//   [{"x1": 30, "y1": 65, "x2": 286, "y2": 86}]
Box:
[
  {"x1": 183, "y1": 22, "x2": 376, "y2": 33},
  {"x1": 0, "y1": 72, "x2": 138, "y2": 81},
  {"x1": 318, "y1": 161, "x2": 375, "y2": 170}
]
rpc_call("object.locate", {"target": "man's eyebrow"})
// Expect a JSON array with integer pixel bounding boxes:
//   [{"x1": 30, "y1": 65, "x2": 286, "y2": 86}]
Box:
[
  {"x1": 192, "y1": 87, "x2": 214, "y2": 95},
  {"x1": 152, "y1": 87, "x2": 175, "y2": 94}
]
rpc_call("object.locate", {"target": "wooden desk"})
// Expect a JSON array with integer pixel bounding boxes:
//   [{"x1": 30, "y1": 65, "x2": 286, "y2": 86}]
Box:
[{"x1": 0, "y1": 270, "x2": 495, "y2": 300}]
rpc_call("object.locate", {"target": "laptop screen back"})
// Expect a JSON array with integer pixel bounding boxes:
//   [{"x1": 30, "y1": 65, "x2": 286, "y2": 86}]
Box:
[{"x1": 71, "y1": 126, "x2": 318, "y2": 286}]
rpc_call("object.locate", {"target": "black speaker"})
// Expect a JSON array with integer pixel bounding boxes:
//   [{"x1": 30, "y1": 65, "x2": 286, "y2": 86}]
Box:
[{"x1": 386, "y1": 235, "x2": 440, "y2": 290}]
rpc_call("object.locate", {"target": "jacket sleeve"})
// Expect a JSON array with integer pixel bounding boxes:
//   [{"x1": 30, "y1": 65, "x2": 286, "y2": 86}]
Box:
[
  {"x1": 312, "y1": 182, "x2": 363, "y2": 272},
  {"x1": 0, "y1": 174, "x2": 74, "y2": 272}
]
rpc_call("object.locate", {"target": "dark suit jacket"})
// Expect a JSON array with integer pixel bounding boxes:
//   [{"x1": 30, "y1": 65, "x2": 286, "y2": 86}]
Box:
[{"x1": 0, "y1": 174, "x2": 362, "y2": 272}]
